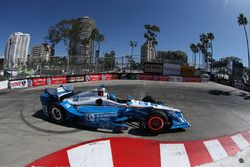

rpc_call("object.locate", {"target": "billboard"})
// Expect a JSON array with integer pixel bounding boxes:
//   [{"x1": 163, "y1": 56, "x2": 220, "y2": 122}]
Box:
[
  {"x1": 144, "y1": 62, "x2": 163, "y2": 74},
  {"x1": 163, "y1": 63, "x2": 181, "y2": 76}
]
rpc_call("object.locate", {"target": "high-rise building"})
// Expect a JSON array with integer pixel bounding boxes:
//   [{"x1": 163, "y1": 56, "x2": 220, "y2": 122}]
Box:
[
  {"x1": 69, "y1": 16, "x2": 96, "y2": 74},
  {"x1": 31, "y1": 44, "x2": 54, "y2": 69},
  {"x1": 140, "y1": 42, "x2": 155, "y2": 65},
  {"x1": 4, "y1": 32, "x2": 30, "y2": 70}
]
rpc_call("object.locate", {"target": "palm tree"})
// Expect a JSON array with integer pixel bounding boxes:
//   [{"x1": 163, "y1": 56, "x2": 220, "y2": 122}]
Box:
[
  {"x1": 89, "y1": 28, "x2": 105, "y2": 68},
  {"x1": 197, "y1": 43, "x2": 203, "y2": 69},
  {"x1": 238, "y1": 13, "x2": 250, "y2": 68},
  {"x1": 190, "y1": 43, "x2": 198, "y2": 67},
  {"x1": 207, "y1": 32, "x2": 215, "y2": 60},
  {"x1": 144, "y1": 24, "x2": 160, "y2": 62}
]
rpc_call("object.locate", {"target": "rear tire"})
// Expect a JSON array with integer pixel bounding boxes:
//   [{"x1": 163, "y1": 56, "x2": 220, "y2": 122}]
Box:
[
  {"x1": 145, "y1": 110, "x2": 169, "y2": 134},
  {"x1": 49, "y1": 105, "x2": 66, "y2": 124}
]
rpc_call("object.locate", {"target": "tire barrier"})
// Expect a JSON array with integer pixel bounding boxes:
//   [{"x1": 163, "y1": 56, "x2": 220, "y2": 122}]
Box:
[{"x1": 26, "y1": 130, "x2": 250, "y2": 167}]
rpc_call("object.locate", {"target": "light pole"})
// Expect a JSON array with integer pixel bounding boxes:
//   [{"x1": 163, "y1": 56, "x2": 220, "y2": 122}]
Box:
[{"x1": 129, "y1": 41, "x2": 137, "y2": 73}]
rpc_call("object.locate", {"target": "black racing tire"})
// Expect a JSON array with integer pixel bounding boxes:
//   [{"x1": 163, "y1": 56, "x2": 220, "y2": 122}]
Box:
[
  {"x1": 49, "y1": 105, "x2": 66, "y2": 124},
  {"x1": 142, "y1": 96, "x2": 156, "y2": 103},
  {"x1": 145, "y1": 110, "x2": 169, "y2": 134}
]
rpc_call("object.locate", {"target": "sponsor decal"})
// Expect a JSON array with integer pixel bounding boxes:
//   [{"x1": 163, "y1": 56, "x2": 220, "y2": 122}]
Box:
[
  {"x1": 28, "y1": 79, "x2": 33, "y2": 87},
  {"x1": 85, "y1": 113, "x2": 95, "y2": 121},
  {"x1": 46, "y1": 78, "x2": 52, "y2": 85}
]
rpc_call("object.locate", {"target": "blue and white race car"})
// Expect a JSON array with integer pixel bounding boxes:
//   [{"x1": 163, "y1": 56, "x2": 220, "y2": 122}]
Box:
[{"x1": 40, "y1": 85, "x2": 190, "y2": 133}]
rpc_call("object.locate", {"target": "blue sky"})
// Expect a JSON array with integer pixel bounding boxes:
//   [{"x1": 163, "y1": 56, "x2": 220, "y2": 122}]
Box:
[{"x1": 1, "y1": 0, "x2": 250, "y2": 66}]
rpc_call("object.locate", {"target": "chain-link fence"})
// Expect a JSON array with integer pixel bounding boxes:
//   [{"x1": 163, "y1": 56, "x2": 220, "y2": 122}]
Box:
[{"x1": 5, "y1": 55, "x2": 143, "y2": 80}]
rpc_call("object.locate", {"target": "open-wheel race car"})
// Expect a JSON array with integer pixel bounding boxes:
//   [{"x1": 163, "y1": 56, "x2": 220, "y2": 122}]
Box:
[{"x1": 40, "y1": 85, "x2": 190, "y2": 134}]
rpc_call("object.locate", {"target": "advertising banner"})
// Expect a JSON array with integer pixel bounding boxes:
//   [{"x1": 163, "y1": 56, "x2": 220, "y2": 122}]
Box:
[
  {"x1": 105, "y1": 74, "x2": 119, "y2": 80},
  {"x1": 9, "y1": 79, "x2": 28, "y2": 89},
  {"x1": 32, "y1": 78, "x2": 47, "y2": 86},
  {"x1": 51, "y1": 76, "x2": 67, "y2": 85},
  {"x1": 139, "y1": 74, "x2": 153, "y2": 80},
  {"x1": 67, "y1": 76, "x2": 76, "y2": 83},
  {"x1": 75, "y1": 76, "x2": 85, "y2": 82},
  {"x1": 181, "y1": 65, "x2": 195, "y2": 77},
  {"x1": 85, "y1": 74, "x2": 101, "y2": 81},
  {"x1": 163, "y1": 63, "x2": 181, "y2": 76},
  {"x1": 169, "y1": 76, "x2": 183, "y2": 82},
  {"x1": 0, "y1": 80, "x2": 8, "y2": 90},
  {"x1": 159, "y1": 76, "x2": 170, "y2": 81},
  {"x1": 183, "y1": 77, "x2": 201, "y2": 82}
]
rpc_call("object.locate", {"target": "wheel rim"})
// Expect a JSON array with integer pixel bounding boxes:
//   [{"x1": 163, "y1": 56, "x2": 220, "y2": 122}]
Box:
[
  {"x1": 51, "y1": 107, "x2": 62, "y2": 121},
  {"x1": 148, "y1": 116, "x2": 164, "y2": 131}
]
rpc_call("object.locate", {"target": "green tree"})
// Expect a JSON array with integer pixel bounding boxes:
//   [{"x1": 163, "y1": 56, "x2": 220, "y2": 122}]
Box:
[
  {"x1": 238, "y1": 13, "x2": 250, "y2": 68},
  {"x1": 144, "y1": 24, "x2": 160, "y2": 62},
  {"x1": 45, "y1": 19, "x2": 81, "y2": 73},
  {"x1": 104, "y1": 50, "x2": 116, "y2": 71}
]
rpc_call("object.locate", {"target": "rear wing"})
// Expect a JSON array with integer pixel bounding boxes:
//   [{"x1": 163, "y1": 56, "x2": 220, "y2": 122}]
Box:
[{"x1": 45, "y1": 85, "x2": 73, "y2": 99}]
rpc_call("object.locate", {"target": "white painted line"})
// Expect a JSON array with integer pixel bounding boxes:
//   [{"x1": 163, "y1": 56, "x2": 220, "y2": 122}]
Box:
[
  {"x1": 231, "y1": 134, "x2": 249, "y2": 150},
  {"x1": 160, "y1": 143, "x2": 190, "y2": 167},
  {"x1": 67, "y1": 140, "x2": 114, "y2": 167},
  {"x1": 204, "y1": 139, "x2": 228, "y2": 161}
]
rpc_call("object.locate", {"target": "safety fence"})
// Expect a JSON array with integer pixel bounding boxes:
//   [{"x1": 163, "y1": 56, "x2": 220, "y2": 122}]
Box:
[{"x1": 1, "y1": 73, "x2": 208, "y2": 90}]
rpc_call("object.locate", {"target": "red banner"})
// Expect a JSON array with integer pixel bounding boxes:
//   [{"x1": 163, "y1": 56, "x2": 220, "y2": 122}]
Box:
[
  {"x1": 104, "y1": 74, "x2": 119, "y2": 80},
  {"x1": 183, "y1": 77, "x2": 201, "y2": 82},
  {"x1": 85, "y1": 74, "x2": 101, "y2": 81},
  {"x1": 139, "y1": 74, "x2": 153, "y2": 80},
  {"x1": 51, "y1": 76, "x2": 67, "y2": 85},
  {"x1": 159, "y1": 76, "x2": 170, "y2": 81},
  {"x1": 32, "y1": 78, "x2": 46, "y2": 86}
]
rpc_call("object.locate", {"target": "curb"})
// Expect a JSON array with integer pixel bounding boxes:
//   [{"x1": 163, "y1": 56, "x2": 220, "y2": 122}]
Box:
[{"x1": 26, "y1": 130, "x2": 250, "y2": 167}]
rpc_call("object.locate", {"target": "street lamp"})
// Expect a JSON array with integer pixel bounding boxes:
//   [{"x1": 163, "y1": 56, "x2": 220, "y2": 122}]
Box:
[{"x1": 129, "y1": 41, "x2": 137, "y2": 73}]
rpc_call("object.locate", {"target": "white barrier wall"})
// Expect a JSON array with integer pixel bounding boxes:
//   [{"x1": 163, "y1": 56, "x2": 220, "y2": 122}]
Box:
[
  {"x1": 9, "y1": 79, "x2": 28, "y2": 89},
  {"x1": 0, "y1": 80, "x2": 8, "y2": 90}
]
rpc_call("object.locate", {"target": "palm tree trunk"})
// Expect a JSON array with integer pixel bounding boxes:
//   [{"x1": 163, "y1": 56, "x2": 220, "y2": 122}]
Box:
[
  {"x1": 243, "y1": 25, "x2": 250, "y2": 68},
  {"x1": 194, "y1": 53, "x2": 196, "y2": 67}
]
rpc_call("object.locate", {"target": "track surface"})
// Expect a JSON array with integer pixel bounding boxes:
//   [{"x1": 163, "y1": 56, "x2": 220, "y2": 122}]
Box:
[{"x1": 0, "y1": 80, "x2": 250, "y2": 166}]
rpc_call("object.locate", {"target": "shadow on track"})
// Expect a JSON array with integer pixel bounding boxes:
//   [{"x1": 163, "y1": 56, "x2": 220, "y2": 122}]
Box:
[
  {"x1": 208, "y1": 90, "x2": 232, "y2": 96},
  {"x1": 237, "y1": 92, "x2": 250, "y2": 100}
]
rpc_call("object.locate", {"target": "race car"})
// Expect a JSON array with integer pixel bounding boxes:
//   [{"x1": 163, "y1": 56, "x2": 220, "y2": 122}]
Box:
[{"x1": 40, "y1": 85, "x2": 190, "y2": 133}]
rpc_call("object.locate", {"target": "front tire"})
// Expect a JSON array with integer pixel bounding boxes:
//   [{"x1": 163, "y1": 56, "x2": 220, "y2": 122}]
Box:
[
  {"x1": 49, "y1": 105, "x2": 66, "y2": 124},
  {"x1": 145, "y1": 111, "x2": 169, "y2": 134}
]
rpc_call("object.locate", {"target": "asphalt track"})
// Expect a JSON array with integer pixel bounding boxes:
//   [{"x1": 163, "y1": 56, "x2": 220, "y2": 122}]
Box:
[{"x1": 0, "y1": 80, "x2": 250, "y2": 166}]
